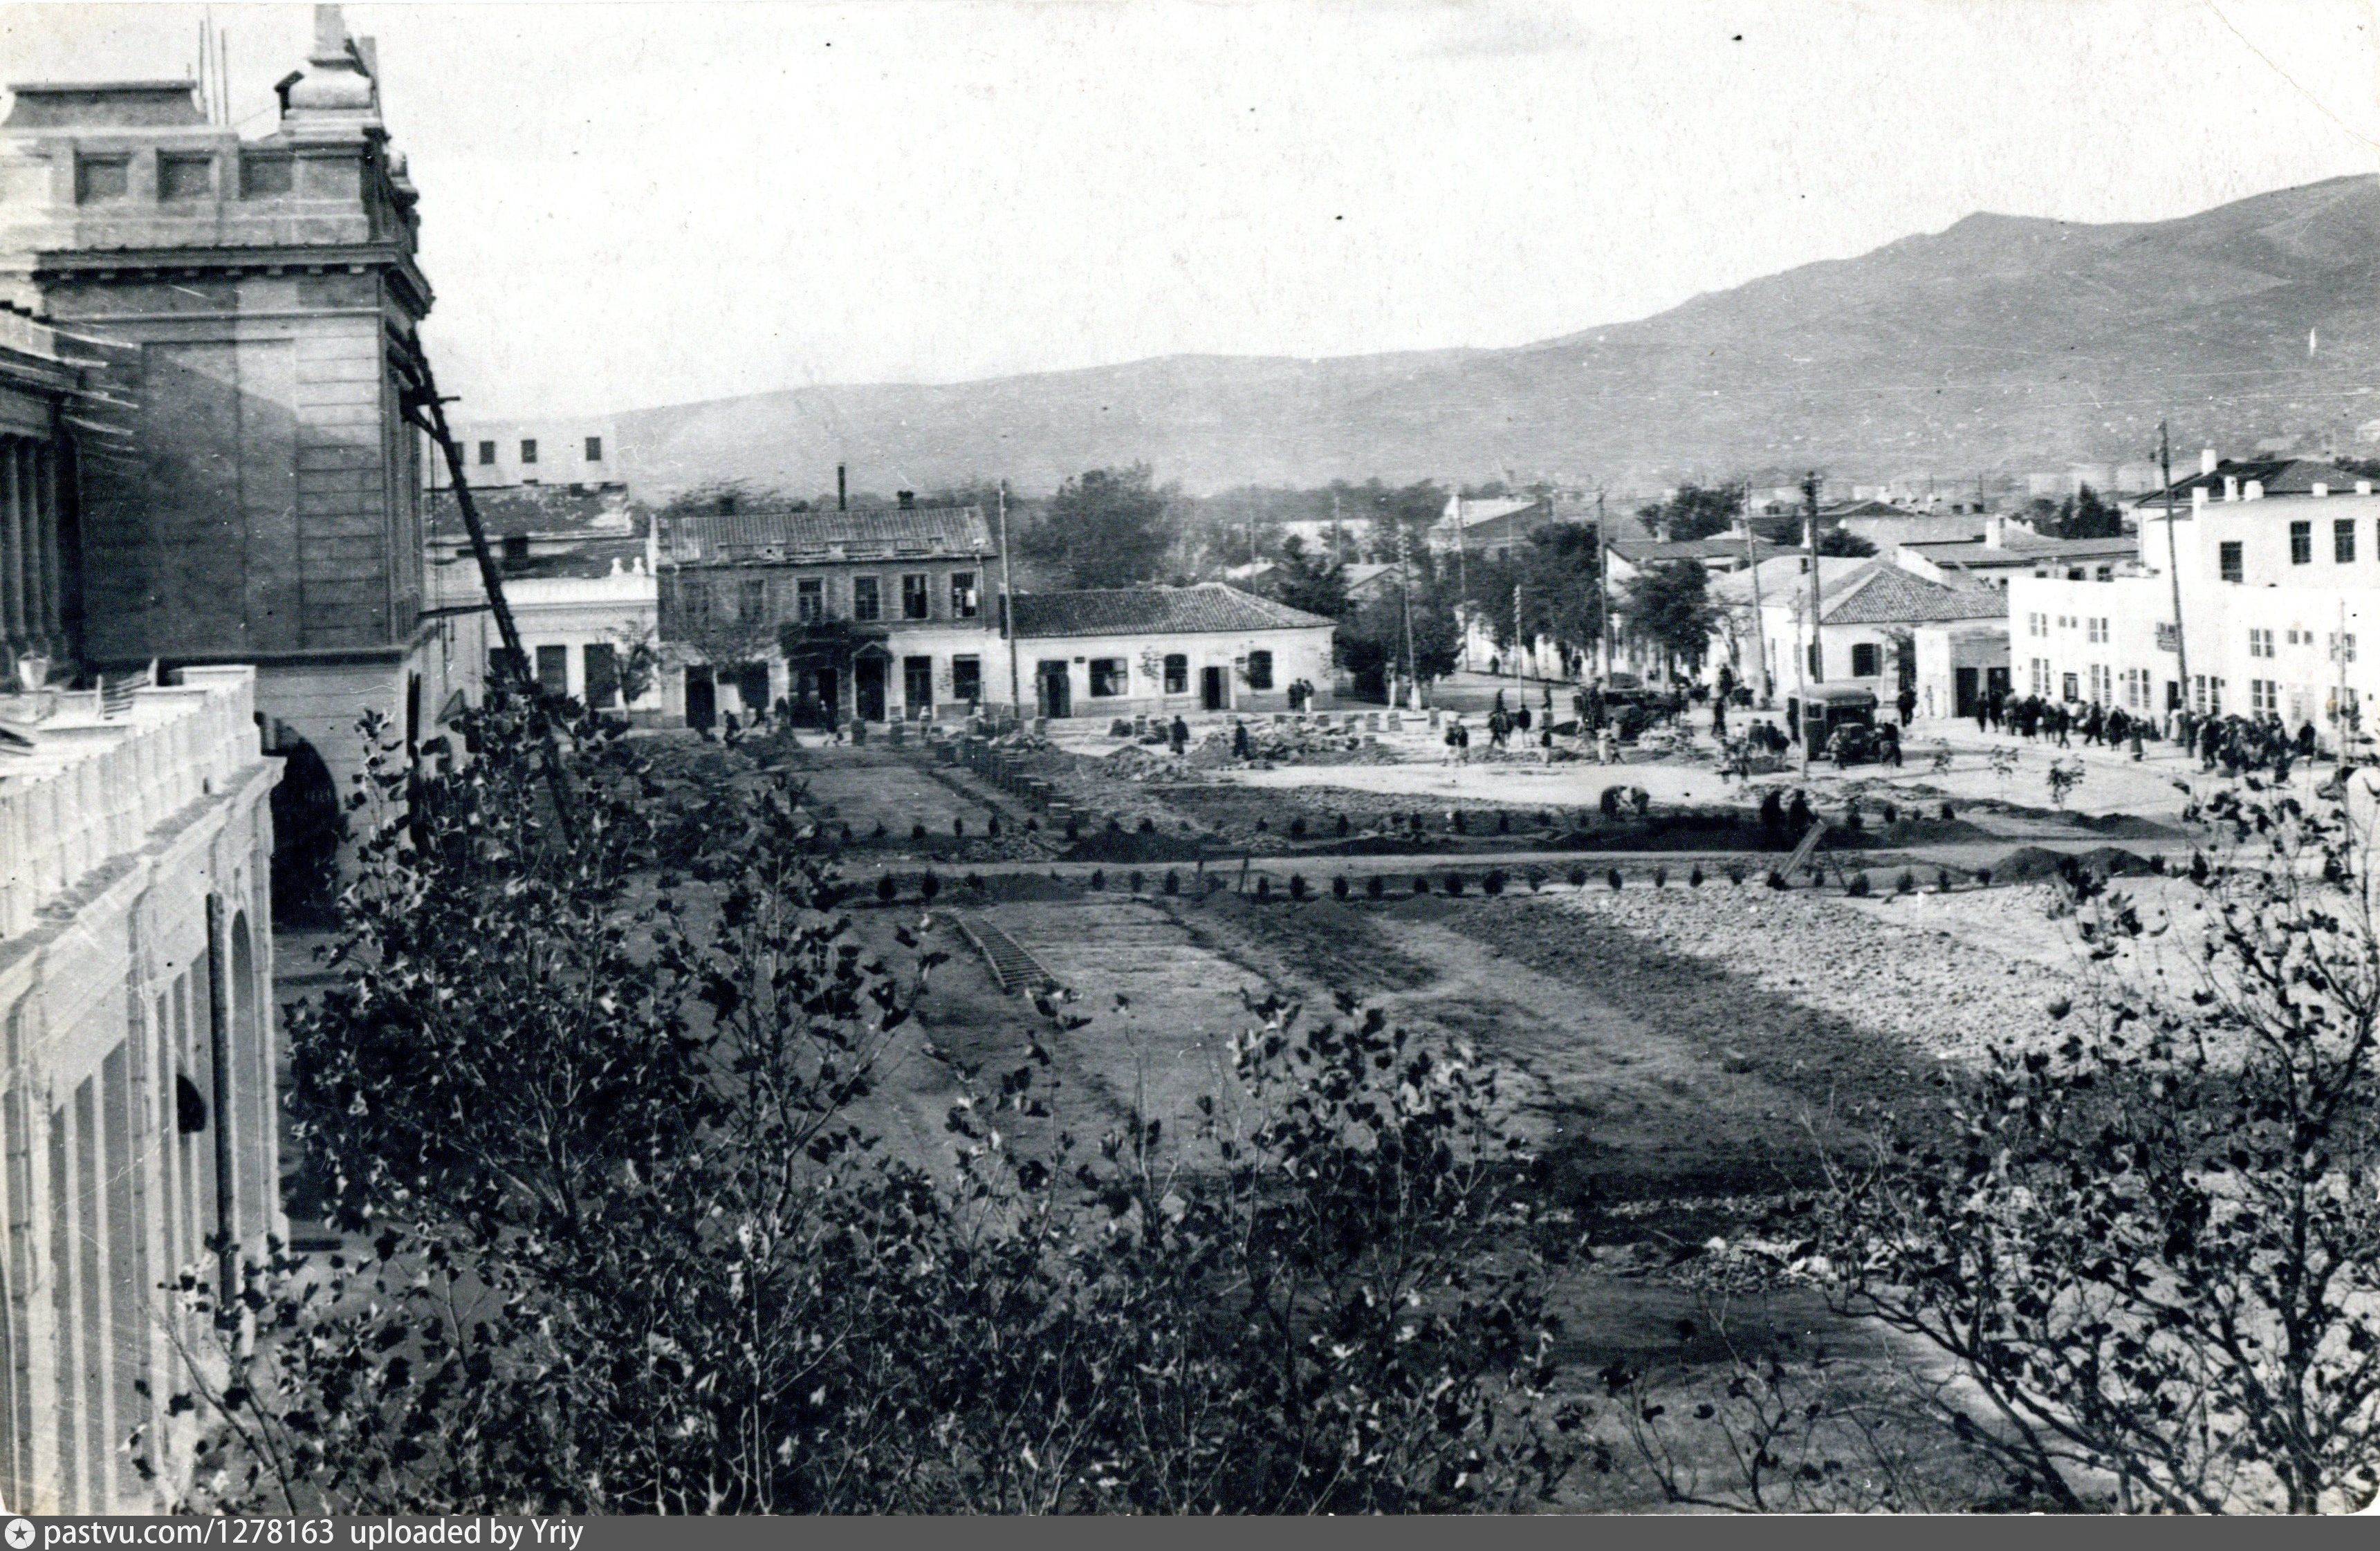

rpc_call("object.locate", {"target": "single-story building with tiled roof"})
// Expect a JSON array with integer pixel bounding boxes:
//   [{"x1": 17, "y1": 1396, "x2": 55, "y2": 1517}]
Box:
[
  {"x1": 1712, "y1": 556, "x2": 2009, "y2": 722},
  {"x1": 1012, "y1": 583, "x2": 1336, "y2": 718}
]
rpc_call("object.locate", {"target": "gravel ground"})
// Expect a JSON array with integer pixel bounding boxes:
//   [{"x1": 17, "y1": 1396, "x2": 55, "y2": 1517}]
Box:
[{"x1": 1545, "y1": 880, "x2": 2103, "y2": 1061}]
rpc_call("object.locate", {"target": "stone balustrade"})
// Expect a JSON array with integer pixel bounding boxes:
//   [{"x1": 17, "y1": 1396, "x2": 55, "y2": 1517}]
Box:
[{"x1": 0, "y1": 665, "x2": 265, "y2": 940}]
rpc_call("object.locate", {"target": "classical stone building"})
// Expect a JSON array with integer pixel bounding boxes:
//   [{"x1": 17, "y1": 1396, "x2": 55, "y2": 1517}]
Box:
[
  {"x1": 0, "y1": 666, "x2": 284, "y2": 1513},
  {"x1": 0, "y1": 7, "x2": 467, "y2": 909}
]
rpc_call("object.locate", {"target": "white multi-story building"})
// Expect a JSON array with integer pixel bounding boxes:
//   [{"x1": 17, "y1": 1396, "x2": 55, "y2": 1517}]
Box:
[
  {"x1": 435, "y1": 418, "x2": 625, "y2": 492},
  {"x1": 2007, "y1": 458, "x2": 2380, "y2": 736},
  {"x1": 0, "y1": 667, "x2": 283, "y2": 1512}
]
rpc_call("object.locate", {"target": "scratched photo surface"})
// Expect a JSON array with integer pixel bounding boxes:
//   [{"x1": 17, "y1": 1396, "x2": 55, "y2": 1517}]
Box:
[{"x1": 0, "y1": 0, "x2": 2376, "y2": 1517}]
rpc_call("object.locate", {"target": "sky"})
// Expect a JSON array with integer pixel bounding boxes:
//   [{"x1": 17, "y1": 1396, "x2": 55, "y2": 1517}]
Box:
[{"x1": 4, "y1": 0, "x2": 2377, "y2": 419}]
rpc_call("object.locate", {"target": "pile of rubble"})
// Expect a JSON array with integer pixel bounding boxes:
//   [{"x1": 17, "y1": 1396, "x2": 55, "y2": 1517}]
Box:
[{"x1": 1547, "y1": 881, "x2": 2092, "y2": 1062}]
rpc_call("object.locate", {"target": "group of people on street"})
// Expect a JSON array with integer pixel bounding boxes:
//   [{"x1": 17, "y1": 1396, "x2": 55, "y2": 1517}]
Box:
[
  {"x1": 1970, "y1": 684, "x2": 2335, "y2": 777},
  {"x1": 1972, "y1": 687, "x2": 2148, "y2": 756}
]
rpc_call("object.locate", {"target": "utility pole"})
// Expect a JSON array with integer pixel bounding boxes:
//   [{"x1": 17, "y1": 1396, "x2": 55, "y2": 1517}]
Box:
[
  {"x1": 1513, "y1": 582, "x2": 1525, "y2": 681},
  {"x1": 1454, "y1": 495, "x2": 1470, "y2": 671},
  {"x1": 1741, "y1": 479, "x2": 1771, "y2": 707},
  {"x1": 2158, "y1": 420, "x2": 2190, "y2": 715},
  {"x1": 1396, "y1": 528, "x2": 1419, "y2": 709},
  {"x1": 1596, "y1": 489, "x2": 1613, "y2": 680},
  {"x1": 395, "y1": 343, "x2": 578, "y2": 842},
  {"x1": 999, "y1": 481, "x2": 1022, "y2": 723},
  {"x1": 1800, "y1": 470, "x2": 1824, "y2": 774}
]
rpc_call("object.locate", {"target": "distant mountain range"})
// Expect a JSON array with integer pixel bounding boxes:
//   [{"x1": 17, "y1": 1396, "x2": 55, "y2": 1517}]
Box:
[{"x1": 617, "y1": 175, "x2": 2380, "y2": 499}]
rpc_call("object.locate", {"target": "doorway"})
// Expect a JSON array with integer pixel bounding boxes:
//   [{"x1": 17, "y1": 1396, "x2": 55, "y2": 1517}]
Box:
[
  {"x1": 736, "y1": 662, "x2": 771, "y2": 716},
  {"x1": 856, "y1": 658, "x2": 887, "y2": 722},
  {"x1": 1954, "y1": 667, "x2": 1979, "y2": 720},
  {"x1": 1200, "y1": 665, "x2": 1227, "y2": 712},
  {"x1": 685, "y1": 667, "x2": 716, "y2": 731},
  {"x1": 903, "y1": 656, "x2": 934, "y2": 718},
  {"x1": 1037, "y1": 660, "x2": 1073, "y2": 718},
  {"x1": 812, "y1": 666, "x2": 838, "y2": 727},
  {"x1": 1985, "y1": 666, "x2": 2011, "y2": 703}
]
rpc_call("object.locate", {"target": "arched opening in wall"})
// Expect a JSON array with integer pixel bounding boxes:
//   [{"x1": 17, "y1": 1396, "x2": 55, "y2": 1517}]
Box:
[
  {"x1": 263, "y1": 726, "x2": 343, "y2": 927},
  {"x1": 0, "y1": 1005, "x2": 29, "y2": 1515},
  {"x1": 229, "y1": 914, "x2": 270, "y2": 1248}
]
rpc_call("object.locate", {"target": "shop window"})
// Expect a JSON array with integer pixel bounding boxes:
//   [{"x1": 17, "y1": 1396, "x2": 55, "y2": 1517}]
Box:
[
  {"x1": 1849, "y1": 643, "x2": 1881, "y2": 678},
  {"x1": 950, "y1": 572, "x2": 979, "y2": 618},
  {"x1": 952, "y1": 656, "x2": 982, "y2": 703},
  {"x1": 1089, "y1": 658, "x2": 1127, "y2": 697}
]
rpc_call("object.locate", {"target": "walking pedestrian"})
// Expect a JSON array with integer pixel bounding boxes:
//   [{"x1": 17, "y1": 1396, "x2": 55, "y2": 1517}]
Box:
[
  {"x1": 1170, "y1": 714, "x2": 1190, "y2": 757},
  {"x1": 1896, "y1": 685, "x2": 1917, "y2": 729}
]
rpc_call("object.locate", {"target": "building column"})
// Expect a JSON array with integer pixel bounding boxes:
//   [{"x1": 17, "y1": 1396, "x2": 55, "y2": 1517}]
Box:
[
  {"x1": 1, "y1": 438, "x2": 26, "y2": 667},
  {"x1": 32, "y1": 443, "x2": 61, "y2": 665}
]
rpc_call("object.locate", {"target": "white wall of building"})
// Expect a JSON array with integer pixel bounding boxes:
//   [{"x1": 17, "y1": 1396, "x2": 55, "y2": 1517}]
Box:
[{"x1": 1019, "y1": 625, "x2": 1334, "y2": 718}]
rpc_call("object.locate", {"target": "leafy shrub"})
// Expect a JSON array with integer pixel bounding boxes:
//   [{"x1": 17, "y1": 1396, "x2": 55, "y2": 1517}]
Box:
[
  {"x1": 1766, "y1": 869, "x2": 1789, "y2": 890},
  {"x1": 1482, "y1": 870, "x2": 1506, "y2": 897},
  {"x1": 919, "y1": 871, "x2": 941, "y2": 904},
  {"x1": 1443, "y1": 873, "x2": 1466, "y2": 898},
  {"x1": 1939, "y1": 801, "x2": 1955, "y2": 821},
  {"x1": 1568, "y1": 867, "x2": 1587, "y2": 889},
  {"x1": 1894, "y1": 869, "x2": 1914, "y2": 895},
  {"x1": 1090, "y1": 868, "x2": 1107, "y2": 891},
  {"x1": 1255, "y1": 875, "x2": 1273, "y2": 901},
  {"x1": 966, "y1": 872, "x2": 984, "y2": 891},
  {"x1": 1976, "y1": 866, "x2": 1993, "y2": 887},
  {"x1": 1936, "y1": 869, "x2": 1952, "y2": 893},
  {"x1": 1688, "y1": 866, "x2": 1704, "y2": 888},
  {"x1": 1065, "y1": 818, "x2": 1080, "y2": 842},
  {"x1": 1366, "y1": 875, "x2": 1384, "y2": 900},
  {"x1": 1607, "y1": 869, "x2": 1623, "y2": 891},
  {"x1": 1290, "y1": 816, "x2": 1308, "y2": 839},
  {"x1": 1414, "y1": 875, "x2": 1431, "y2": 895},
  {"x1": 1334, "y1": 813, "x2": 1350, "y2": 837},
  {"x1": 1652, "y1": 866, "x2": 1668, "y2": 888},
  {"x1": 1726, "y1": 864, "x2": 1745, "y2": 886},
  {"x1": 1138, "y1": 816, "x2": 1156, "y2": 834},
  {"x1": 952, "y1": 816, "x2": 966, "y2": 838},
  {"x1": 1163, "y1": 869, "x2": 1181, "y2": 896},
  {"x1": 1129, "y1": 870, "x2": 1145, "y2": 893},
  {"x1": 876, "y1": 873, "x2": 898, "y2": 903},
  {"x1": 1289, "y1": 874, "x2": 1309, "y2": 902},
  {"x1": 1495, "y1": 812, "x2": 1511, "y2": 835},
  {"x1": 1881, "y1": 801, "x2": 1898, "y2": 825},
  {"x1": 1845, "y1": 872, "x2": 1870, "y2": 897},
  {"x1": 911, "y1": 821, "x2": 928, "y2": 841},
  {"x1": 1333, "y1": 875, "x2": 1350, "y2": 900},
  {"x1": 1451, "y1": 811, "x2": 1467, "y2": 835}
]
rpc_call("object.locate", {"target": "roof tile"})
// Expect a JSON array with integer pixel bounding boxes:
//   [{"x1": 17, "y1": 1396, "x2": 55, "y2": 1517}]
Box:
[{"x1": 1014, "y1": 584, "x2": 1335, "y2": 638}]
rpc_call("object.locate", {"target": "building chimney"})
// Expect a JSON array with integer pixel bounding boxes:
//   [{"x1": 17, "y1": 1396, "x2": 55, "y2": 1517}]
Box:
[
  {"x1": 2313, "y1": 483, "x2": 2330, "y2": 499},
  {"x1": 1985, "y1": 514, "x2": 2007, "y2": 550},
  {"x1": 2224, "y1": 475, "x2": 2240, "y2": 503},
  {"x1": 2361, "y1": 481, "x2": 2374, "y2": 497},
  {"x1": 897, "y1": 490, "x2": 915, "y2": 510},
  {"x1": 2244, "y1": 480, "x2": 2264, "y2": 501},
  {"x1": 2193, "y1": 486, "x2": 2208, "y2": 512},
  {"x1": 836, "y1": 463, "x2": 847, "y2": 512},
  {"x1": 2200, "y1": 447, "x2": 2219, "y2": 476}
]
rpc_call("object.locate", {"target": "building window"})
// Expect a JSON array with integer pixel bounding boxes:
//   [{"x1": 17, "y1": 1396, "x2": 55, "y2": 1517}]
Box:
[
  {"x1": 952, "y1": 655, "x2": 982, "y2": 704},
  {"x1": 2334, "y1": 632, "x2": 2359, "y2": 665},
  {"x1": 584, "y1": 642, "x2": 620, "y2": 709},
  {"x1": 738, "y1": 577, "x2": 766, "y2": 622},
  {"x1": 1163, "y1": 653, "x2": 1188, "y2": 695},
  {"x1": 797, "y1": 578, "x2": 823, "y2": 624},
  {"x1": 2192, "y1": 675, "x2": 2207, "y2": 712},
  {"x1": 903, "y1": 656, "x2": 934, "y2": 710},
  {"x1": 584, "y1": 436, "x2": 603, "y2": 463},
  {"x1": 2061, "y1": 672, "x2": 2080, "y2": 703},
  {"x1": 2251, "y1": 678, "x2": 2278, "y2": 714},
  {"x1": 2249, "y1": 628, "x2": 2274, "y2": 659},
  {"x1": 2087, "y1": 617, "x2": 2108, "y2": 644},
  {"x1": 676, "y1": 576, "x2": 712, "y2": 628},
  {"x1": 520, "y1": 438, "x2": 539, "y2": 465},
  {"x1": 2220, "y1": 542, "x2": 2244, "y2": 584},
  {"x1": 1246, "y1": 650, "x2": 1274, "y2": 690},
  {"x1": 534, "y1": 644, "x2": 569, "y2": 696},
  {"x1": 2338, "y1": 519, "x2": 2358, "y2": 564},
  {"x1": 2031, "y1": 658, "x2": 2049, "y2": 696},
  {"x1": 901, "y1": 573, "x2": 931, "y2": 621},
  {"x1": 1089, "y1": 658, "x2": 1127, "y2": 697},
  {"x1": 950, "y1": 572, "x2": 979, "y2": 619},
  {"x1": 477, "y1": 440, "x2": 497, "y2": 466},
  {"x1": 2291, "y1": 521, "x2": 2312, "y2": 565},
  {"x1": 853, "y1": 577, "x2": 881, "y2": 622},
  {"x1": 1849, "y1": 642, "x2": 1881, "y2": 678},
  {"x1": 502, "y1": 532, "x2": 530, "y2": 564},
  {"x1": 2027, "y1": 612, "x2": 2047, "y2": 638},
  {"x1": 2089, "y1": 663, "x2": 2112, "y2": 704}
]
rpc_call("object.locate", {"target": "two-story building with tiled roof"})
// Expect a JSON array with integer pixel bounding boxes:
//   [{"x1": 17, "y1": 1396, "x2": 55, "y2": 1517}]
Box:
[
  {"x1": 1013, "y1": 584, "x2": 1334, "y2": 718},
  {"x1": 656, "y1": 499, "x2": 1002, "y2": 727}
]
